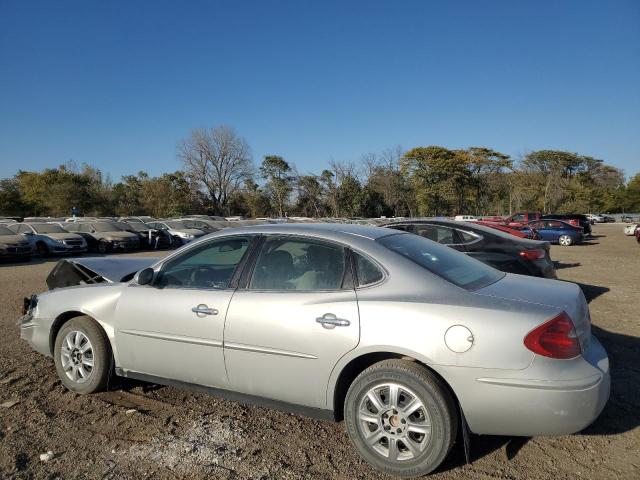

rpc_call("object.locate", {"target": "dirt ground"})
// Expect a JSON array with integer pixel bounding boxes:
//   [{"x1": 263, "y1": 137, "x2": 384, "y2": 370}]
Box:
[{"x1": 0, "y1": 223, "x2": 638, "y2": 479}]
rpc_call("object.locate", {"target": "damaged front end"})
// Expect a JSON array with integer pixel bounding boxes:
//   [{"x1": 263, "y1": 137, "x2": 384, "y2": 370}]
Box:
[{"x1": 45, "y1": 257, "x2": 160, "y2": 290}]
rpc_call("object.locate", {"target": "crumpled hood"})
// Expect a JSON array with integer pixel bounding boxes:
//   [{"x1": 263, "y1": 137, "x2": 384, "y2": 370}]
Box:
[{"x1": 47, "y1": 257, "x2": 161, "y2": 289}]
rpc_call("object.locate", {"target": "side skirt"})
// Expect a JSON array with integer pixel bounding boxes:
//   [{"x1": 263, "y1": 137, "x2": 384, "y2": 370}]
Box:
[{"x1": 114, "y1": 368, "x2": 337, "y2": 422}]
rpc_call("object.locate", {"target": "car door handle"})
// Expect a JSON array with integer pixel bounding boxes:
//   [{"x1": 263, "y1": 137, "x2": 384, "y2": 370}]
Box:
[
  {"x1": 316, "y1": 313, "x2": 350, "y2": 329},
  {"x1": 191, "y1": 304, "x2": 218, "y2": 316}
]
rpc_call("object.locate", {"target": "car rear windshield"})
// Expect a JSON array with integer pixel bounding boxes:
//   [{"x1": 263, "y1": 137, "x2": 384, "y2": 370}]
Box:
[
  {"x1": 378, "y1": 233, "x2": 504, "y2": 290},
  {"x1": 31, "y1": 224, "x2": 67, "y2": 234}
]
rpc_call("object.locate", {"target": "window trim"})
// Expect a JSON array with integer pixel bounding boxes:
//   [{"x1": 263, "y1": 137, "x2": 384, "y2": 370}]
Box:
[
  {"x1": 150, "y1": 234, "x2": 258, "y2": 291},
  {"x1": 243, "y1": 234, "x2": 354, "y2": 293},
  {"x1": 349, "y1": 248, "x2": 388, "y2": 289}
]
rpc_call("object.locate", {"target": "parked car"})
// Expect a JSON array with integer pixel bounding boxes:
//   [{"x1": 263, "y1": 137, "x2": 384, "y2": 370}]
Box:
[
  {"x1": 19, "y1": 223, "x2": 609, "y2": 477},
  {"x1": 524, "y1": 220, "x2": 583, "y2": 246},
  {"x1": 146, "y1": 220, "x2": 206, "y2": 246},
  {"x1": 475, "y1": 221, "x2": 540, "y2": 240},
  {"x1": 542, "y1": 214, "x2": 592, "y2": 237},
  {"x1": 499, "y1": 212, "x2": 541, "y2": 228},
  {"x1": 635, "y1": 225, "x2": 640, "y2": 243},
  {"x1": 115, "y1": 222, "x2": 172, "y2": 249},
  {"x1": 64, "y1": 222, "x2": 140, "y2": 253},
  {"x1": 175, "y1": 218, "x2": 227, "y2": 233},
  {"x1": 453, "y1": 215, "x2": 478, "y2": 222},
  {"x1": 0, "y1": 224, "x2": 33, "y2": 259},
  {"x1": 119, "y1": 216, "x2": 157, "y2": 224},
  {"x1": 624, "y1": 224, "x2": 638, "y2": 236},
  {"x1": 384, "y1": 219, "x2": 556, "y2": 278},
  {"x1": 585, "y1": 214, "x2": 603, "y2": 224},
  {"x1": 8, "y1": 223, "x2": 87, "y2": 256}
]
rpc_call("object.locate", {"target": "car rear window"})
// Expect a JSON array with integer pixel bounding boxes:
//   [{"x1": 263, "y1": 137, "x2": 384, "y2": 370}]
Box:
[{"x1": 378, "y1": 233, "x2": 504, "y2": 291}]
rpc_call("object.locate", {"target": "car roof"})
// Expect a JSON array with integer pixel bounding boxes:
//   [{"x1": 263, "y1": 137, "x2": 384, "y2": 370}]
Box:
[{"x1": 206, "y1": 222, "x2": 402, "y2": 241}]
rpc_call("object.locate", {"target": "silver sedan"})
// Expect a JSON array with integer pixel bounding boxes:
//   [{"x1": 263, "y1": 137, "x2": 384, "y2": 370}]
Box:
[{"x1": 19, "y1": 223, "x2": 609, "y2": 477}]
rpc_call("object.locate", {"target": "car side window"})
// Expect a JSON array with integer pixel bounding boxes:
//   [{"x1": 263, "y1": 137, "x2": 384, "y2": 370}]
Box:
[
  {"x1": 353, "y1": 252, "x2": 384, "y2": 287},
  {"x1": 8, "y1": 224, "x2": 19, "y2": 233},
  {"x1": 387, "y1": 224, "x2": 412, "y2": 232},
  {"x1": 249, "y1": 237, "x2": 346, "y2": 291},
  {"x1": 414, "y1": 225, "x2": 456, "y2": 245},
  {"x1": 156, "y1": 236, "x2": 251, "y2": 289},
  {"x1": 456, "y1": 230, "x2": 478, "y2": 244}
]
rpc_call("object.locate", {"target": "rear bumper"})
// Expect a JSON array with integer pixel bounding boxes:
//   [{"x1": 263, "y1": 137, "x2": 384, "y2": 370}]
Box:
[{"x1": 446, "y1": 335, "x2": 610, "y2": 436}]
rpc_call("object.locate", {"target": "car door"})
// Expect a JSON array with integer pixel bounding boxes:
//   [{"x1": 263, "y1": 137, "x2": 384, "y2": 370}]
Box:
[
  {"x1": 114, "y1": 235, "x2": 254, "y2": 388},
  {"x1": 223, "y1": 235, "x2": 360, "y2": 409}
]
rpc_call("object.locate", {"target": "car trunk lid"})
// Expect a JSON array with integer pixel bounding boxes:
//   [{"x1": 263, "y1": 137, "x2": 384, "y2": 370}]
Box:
[{"x1": 475, "y1": 274, "x2": 591, "y2": 353}]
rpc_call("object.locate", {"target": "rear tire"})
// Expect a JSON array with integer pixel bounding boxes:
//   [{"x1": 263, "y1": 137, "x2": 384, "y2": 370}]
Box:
[
  {"x1": 344, "y1": 359, "x2": 457, "y2": 477},
  {"x1": 558, "y1": 234, "x2": 573, "y2": 246},
  {"x1": 53, "y1": 316, "x2": 111, "y2": 394}
]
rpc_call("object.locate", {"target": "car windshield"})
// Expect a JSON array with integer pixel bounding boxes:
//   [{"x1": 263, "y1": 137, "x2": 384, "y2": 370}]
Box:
[
  {"x1": 378, "y1": 233, "x2": 504, "y2": 291},
  {"x1": 125, "y1": 222, "x2": 149, "y2": 232},
  {"x1": 92, "y1": 223, "x2": 124, "y2": 232},
  {"x1": 165, "y1": 221, "x2": 188, "y2": 229},
  {"x1": 31, "y1": 223, "x2": 67, "y2": 234},
  {"x1": 0, "y1": 225, "x2": 15, "y2": 235}
]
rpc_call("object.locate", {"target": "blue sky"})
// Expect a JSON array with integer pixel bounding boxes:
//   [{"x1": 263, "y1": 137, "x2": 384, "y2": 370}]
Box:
[{"x1": 1, "y1": 0, "x2": 639, "y2": 181}]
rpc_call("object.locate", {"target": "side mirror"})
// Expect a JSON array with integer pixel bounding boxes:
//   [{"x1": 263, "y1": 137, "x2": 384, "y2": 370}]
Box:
[{"x1": 136, "y1": 267, "x2": 155, "y2": 286}]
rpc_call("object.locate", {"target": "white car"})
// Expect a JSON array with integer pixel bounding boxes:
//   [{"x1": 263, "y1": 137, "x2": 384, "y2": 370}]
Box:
[
  {"x1": 454, "y1": 215, "x2": 478, "y2": 222},
  {"x1": 624, "y1": 224, "x2": 638, "y2": 236},
  {"x1": 146, "y1": 220, "x2": 206, "y2": 246}
]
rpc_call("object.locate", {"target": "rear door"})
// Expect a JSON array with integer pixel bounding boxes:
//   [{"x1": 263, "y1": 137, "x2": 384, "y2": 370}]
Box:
[{"x1": 223, "y1": 235, "x2": 360, "y2": 409}]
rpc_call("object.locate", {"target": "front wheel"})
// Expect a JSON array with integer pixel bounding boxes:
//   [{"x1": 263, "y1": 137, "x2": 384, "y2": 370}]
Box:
[
  {"x1": 344, "y1": 359, "x2": 457, "y2": 477},
  {"x1": 36, "y1": 242, "x2": 49, "y2": 257},
  {"x1": 558, "y1": 234, "x2": 573, "y2": 246},
  {"x1": 97, "y1": 240, "x2": 109, "y2": 253},
  {"x1": 53, "y1": 316, "x2": 112, "y2": 394}
]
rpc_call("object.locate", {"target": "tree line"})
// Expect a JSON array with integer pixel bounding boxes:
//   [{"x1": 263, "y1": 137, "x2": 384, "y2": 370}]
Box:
[{"x1": 1, "y1": 125, "x2": 639, "y2": 219}]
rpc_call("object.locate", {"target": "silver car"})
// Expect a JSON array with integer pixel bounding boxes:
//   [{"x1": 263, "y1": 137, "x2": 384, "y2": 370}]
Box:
[
  {"x1": 19, "y1": 224, "x2": 609, "y2": 477},
  {"x1": 8, "y1": 222, "x2": 87, "y2": 255}
]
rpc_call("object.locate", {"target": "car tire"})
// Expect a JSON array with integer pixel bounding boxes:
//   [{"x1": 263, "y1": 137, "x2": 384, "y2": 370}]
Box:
[
  {"x1": 36, "y1": 242, "x2": 49, "y2": 257},
  {"x1": 97, "y1": 240, "x2": 109, "y2": 254},
  {"x1": 344, "y1": 359, "x2": 457, "y2": 477},
  {"x1": 558, "y1": 234, "x2": 573, "y2": 246},
  {"x1": 53, "y1": 316, "x2": 112, "y2": 394}
]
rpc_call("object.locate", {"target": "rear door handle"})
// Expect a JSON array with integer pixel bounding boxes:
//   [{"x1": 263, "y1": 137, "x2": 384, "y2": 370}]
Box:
[
  {"x1": 316, "y1": 313, "x2": 350, "y2": 329},
  {"x1": 192, "y1": 304, "x2": 218, "y2": 316}
]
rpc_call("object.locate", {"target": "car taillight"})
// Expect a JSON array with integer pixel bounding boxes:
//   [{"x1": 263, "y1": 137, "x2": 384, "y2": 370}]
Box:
[
  {"x1": 519, "y1": 248, "x2": 546, "y2": 260},
  {"x1": 524, "y1": 312, "x2": 581, "y2": 359},
  {"x1": 568, "y1": 219, "x2": 579, "y2": 226}
]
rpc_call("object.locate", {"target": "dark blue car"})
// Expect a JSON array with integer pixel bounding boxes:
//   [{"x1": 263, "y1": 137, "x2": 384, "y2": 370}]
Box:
[{"x1": 523, "y1": 220, "x2": 583, "y2": 246}]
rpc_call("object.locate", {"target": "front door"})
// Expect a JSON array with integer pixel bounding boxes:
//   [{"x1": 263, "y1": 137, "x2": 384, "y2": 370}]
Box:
[
  {"x1": 224, "y1": 235, "x2": 360, "y2": 409},
  {"x1": 114, "y1": 235, "x2": 252, "y2": 388}
]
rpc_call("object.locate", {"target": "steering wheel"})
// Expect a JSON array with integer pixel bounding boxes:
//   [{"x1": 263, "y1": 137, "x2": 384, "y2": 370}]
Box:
[{"x1": 188, "y1": 265, "x2": 219, "y2": 288}]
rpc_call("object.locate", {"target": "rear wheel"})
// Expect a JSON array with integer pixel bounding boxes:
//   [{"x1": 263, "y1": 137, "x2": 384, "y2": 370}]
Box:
[
  {"x1": 344, "y1": 359, "x2": 456, "y2": 477},
  {"x1": 53, "y1": 316, "x2": 111, "y2": 394},
  {"x1": 558, "y1": 234, "x2": 573, "y2": 246}
]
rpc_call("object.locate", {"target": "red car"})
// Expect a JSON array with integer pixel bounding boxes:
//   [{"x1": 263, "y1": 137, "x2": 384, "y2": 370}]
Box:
[{"x1": 476, "y1": 221, "x2": 540, "y2": 240}]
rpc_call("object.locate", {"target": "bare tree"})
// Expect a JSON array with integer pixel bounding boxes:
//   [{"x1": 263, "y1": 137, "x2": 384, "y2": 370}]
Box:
[{"x1": 178, "y1": 126, "x2": 254, "y2": 214}]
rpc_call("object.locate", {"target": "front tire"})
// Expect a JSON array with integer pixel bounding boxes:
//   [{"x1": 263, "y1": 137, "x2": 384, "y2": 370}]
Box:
[
  {"x1": 344, "y1": 360, "x2": 457, "y2": 477},
  {"x1": 53, "y1": 316, "x2": 111, "y2": 394},
  {"x1": 97, "y1": 240, "x2": 109, "y2": 254},
  {"x1": 36, "y1": 242, "x2": 49, "y2": 257},
  {"x1": 558, "y1": 234, "x2": 573, "y2": 246}
]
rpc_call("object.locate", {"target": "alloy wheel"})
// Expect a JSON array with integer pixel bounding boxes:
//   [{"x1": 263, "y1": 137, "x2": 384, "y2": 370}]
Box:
[
  {"x1": 357, "y1": 382, "x2": 432, "y2": 461},
  {"x1": 60, "y1": 331, "x2": 94, "y2": 383}
]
